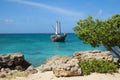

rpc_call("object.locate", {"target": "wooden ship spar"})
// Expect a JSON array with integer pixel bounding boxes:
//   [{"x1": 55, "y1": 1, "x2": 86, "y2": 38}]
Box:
[{"x1": 51, "y1": 21, "x2": 67, "y2": 42}]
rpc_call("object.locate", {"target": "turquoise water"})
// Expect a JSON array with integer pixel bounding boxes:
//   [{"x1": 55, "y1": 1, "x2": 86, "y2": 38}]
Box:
[{"x1": 0, "y1": 33, "x2": 106, "y2": 66}]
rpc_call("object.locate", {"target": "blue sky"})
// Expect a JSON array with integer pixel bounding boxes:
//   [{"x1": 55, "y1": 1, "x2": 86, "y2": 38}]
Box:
[{"x1": 0, "y1": 0, "x2": 120, "y2": 33}]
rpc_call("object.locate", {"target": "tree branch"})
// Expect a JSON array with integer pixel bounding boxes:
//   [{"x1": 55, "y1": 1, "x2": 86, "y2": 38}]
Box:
[{"x1": 111, "y1": 47, "x2": 120, "y2": 58}]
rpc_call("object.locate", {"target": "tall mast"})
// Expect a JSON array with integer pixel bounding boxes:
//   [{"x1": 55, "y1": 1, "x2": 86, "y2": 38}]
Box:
[
  {"x1": 55, "y1": 21, "x2": 59, "y2": 35},
  {"x1": 59, "y1": 21, "x2": 61, "y2": 34}
]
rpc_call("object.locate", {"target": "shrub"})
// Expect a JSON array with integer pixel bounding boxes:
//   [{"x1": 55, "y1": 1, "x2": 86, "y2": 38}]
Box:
[{"x1": 79, "y1": 59, "x2": 118, "y2": 76}]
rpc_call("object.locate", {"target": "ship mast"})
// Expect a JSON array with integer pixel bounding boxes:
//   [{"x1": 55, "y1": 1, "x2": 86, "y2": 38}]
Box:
[
  {"x1": 55, "y1": 21, "x2": 59, "y2": 35},
  {"x1": 59, "y1": 21, "x2": 61, "y2": 34}
]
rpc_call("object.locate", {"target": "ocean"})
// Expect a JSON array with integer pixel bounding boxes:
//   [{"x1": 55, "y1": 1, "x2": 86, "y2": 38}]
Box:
[{"x1": 0, "y1": 33, "x2": 106, "y2": 67}]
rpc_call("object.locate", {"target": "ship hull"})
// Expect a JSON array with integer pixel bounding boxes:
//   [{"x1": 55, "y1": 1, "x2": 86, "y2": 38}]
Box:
[{"x1": 51, "y1": 34, "x2": 67, "y2": 42}]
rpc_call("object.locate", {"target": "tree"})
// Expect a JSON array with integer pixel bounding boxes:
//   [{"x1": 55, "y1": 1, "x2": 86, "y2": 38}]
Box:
[{"x1": 73, "y1": 14, "x2": 120, "y2": 58}]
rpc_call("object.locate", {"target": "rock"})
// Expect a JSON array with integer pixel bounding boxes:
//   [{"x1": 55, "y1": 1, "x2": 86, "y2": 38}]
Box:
[
  {"x1": 7, "y1": 61, "x2": 14, "y2": 66},
  {"x1": 0, "y1": 68, "x2": 11, "y2": 74},
  {"x1": 0, "y1": 68, "x2": 6, "y2": 72},
  {"x1": 0, "y1": 53, "x2": 32, "y2": 78},
  {"x1": 0, "y1": 54, "x2": 10, "y2": 62},
  {"x1": 73, "y1": 50, "x2": 119, "y2": 62},
  {"x1": 0, "y1": 53, "x2": 31, "y2": 70},
  {"x1": 7, "y1": 70, "x2": 18, "y2": 75},
  {"x1": 15, "y1": 66, "x2": 23, "y2": 71},
  {"x1": 118, "y1": 69, "x2": 120, "y2": 74},
  {"x1": 23, "y1": 60, "x2": 31, "y2": 70},
  {"x1": 38, "y1": 56, "x2": 71, "y2": 72},
  {"x1": 10, "y1": 53, "x2": 24, "y2": 65},
  {"x1": 3, "y1": 68, "x2": 11, "y2": 73},
  {"x1": 0, "y1": 72, "x2": 7, "y2": 78},
  {"x1": 67, "y1": 58, "x2": 79, "y2": 65},
  {"x1": 89, "y1": 50, "x2": 101, "y2": 53},
  {"x1": 113, "y1": 58, "x2": 119, "y2": 63},
  {"x1": 53, "y1": 68, "x2": 81, "y2": 77},
  {"x1": 53, "y1": 59, "x2": 81, "y2": 77},
  {"x1": 38, "y1": 50, "x2": 119, "y2": 77},
  {"x1": 39, "y1": 64, "x2": 52, "y2": 72},
  {"x1": 45, "y1": 56, "x2": 71, "y2": 65},
  {"x1": 26, "y1": 66, "x2": 38, "y2": 74}
]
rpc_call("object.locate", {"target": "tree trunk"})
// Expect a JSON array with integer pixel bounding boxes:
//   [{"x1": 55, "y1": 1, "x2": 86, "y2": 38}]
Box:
[{"x1": 105, "y1": 45, "x2": 120, "y2": 58}]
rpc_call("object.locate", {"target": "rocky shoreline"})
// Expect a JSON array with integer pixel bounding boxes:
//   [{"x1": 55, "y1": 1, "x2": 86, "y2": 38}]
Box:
[
  {"x1": 38, "y1": 50, "x2": 119, "y2": 77},
  {"x1": 0, "y1": 53, "x2": 37, "y2": 78},
  {"x1": 0, "y1": 50, "x2": 120, "y2": 79}
]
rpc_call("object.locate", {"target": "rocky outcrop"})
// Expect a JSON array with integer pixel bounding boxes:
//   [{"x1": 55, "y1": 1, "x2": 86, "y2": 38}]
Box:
[
  {"x1": 73, "y1": 50, "x2": 118, "y2": 62},
  {"x1": 53, "y1": 59, "x2": 81, "y2": 77},
  {"x1": 38, "y1": 56, "x2": 71, "y2": 72},
  {"x1": 38, "y1": 50, "x2": 119, "y2": 77},
  {"x1": 0, "y1": 68, "x2": 19, "y2": 78},
  {"x1": 0, "y1": 53, "x2": 32, "y2": 78},
  {"x1": 38, "y1": 56, "x2": 82, "y2": 77},
  {"x1": 26, "y1": 66, "x2": 38, "y2": 74},
  {"x1": 0, "y1": 53, "x2": 31, "y2": 70}
]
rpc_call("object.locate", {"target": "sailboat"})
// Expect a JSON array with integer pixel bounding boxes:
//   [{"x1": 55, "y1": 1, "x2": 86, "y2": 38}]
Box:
[{"x1": 51, "y1": 21, "x2": 67, "y2": 42}]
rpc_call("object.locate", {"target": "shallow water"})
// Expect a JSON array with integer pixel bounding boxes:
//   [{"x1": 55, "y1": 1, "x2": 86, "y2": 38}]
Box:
[{"x1": 0, "y1": 33, "x2": 106, "y2": 66}]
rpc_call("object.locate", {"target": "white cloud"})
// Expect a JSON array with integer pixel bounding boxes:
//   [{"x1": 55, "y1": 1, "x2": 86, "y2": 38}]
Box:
[
  {"x1": 0, "y1": 19, "x2": 14, "y2": 24},
  {"x1": 8, "y1": 0, "x2": 83, "y2": 16},
  {"x1": 98, "y1": 9, "x2": 103, "y2": 16}
]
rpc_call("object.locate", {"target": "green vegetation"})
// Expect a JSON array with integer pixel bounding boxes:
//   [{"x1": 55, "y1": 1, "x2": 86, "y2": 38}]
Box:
[
  {"x1": 73, "y1": 14, "x2": 120, "y2": 58},
  {"x1": 79, "y1": 59, "x2": 118, "y2": 76}
]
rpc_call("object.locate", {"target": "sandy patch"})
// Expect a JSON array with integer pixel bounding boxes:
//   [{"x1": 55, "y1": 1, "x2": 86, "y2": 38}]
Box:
[{"x1": 0, "y1": 71, "x2": 118, "y2": 80}]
